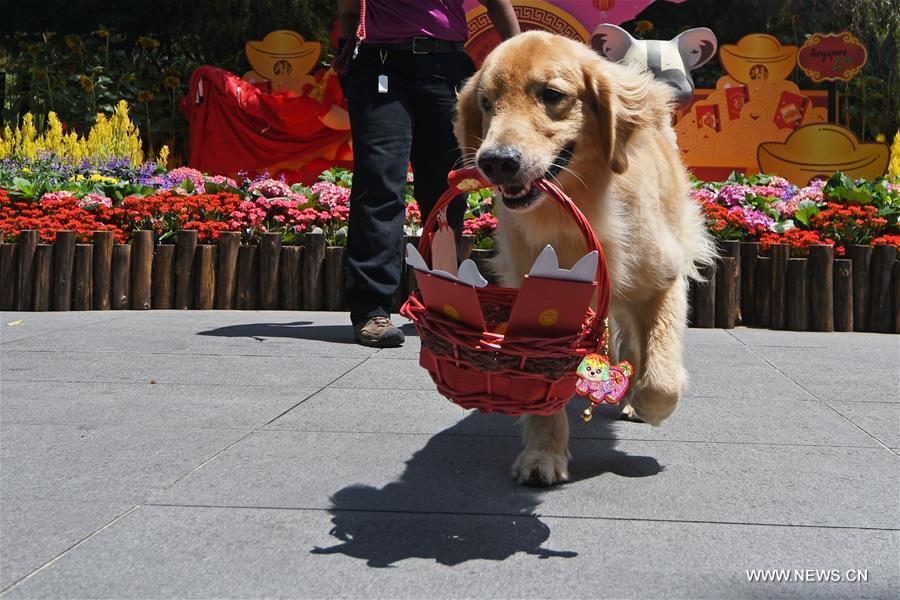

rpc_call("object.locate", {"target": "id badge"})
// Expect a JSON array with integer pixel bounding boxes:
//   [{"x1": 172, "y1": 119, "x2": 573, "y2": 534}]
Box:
[{"x1": 378, "y1": 74, "x2": 389, "y2": 94}]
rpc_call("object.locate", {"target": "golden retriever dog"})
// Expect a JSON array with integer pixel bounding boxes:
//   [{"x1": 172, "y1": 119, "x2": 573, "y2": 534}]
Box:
[{"x1": 454, "y1": 31, "x2": 714, "y2": 485}]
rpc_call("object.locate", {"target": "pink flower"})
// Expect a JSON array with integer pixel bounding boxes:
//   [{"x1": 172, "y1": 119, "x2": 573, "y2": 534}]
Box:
[
  {"x1": 39, "y1": 190, "x2": 77, "y2": 207},
  {"x1": 249, "y1": 178, "x2": 292, "y2": 198},
  {"x1": 310, "y1": 181, "x2": 350, "y2": 209},
  {"x1": 717, "y1": 184, "x2": 749, "y2": 207},
  {"x1": 77, "y1": 192, "x2": 113, "y2": 209}
]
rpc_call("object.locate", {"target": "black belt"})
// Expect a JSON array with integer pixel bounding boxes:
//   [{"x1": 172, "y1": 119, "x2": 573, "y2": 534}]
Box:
[{"x1": 367, "y1": 37, "x2": 466, "y2": 54}]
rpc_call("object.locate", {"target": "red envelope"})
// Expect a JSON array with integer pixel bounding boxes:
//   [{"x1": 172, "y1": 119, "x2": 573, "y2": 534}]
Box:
[
  {"x1": 414, "y1": 270, "x2": 486, "y2": 331},
  {"x1": 695, "y1": 104, "x2": 721, "y2": 131},
  {"x1": 505, "y1": 275, "x2": 596, "y2": 338},
  {"x1": 724, "y1": 85, "x2": 749, "y2": 121},
  {"x1": 773, "y1": 91, "x2": 809, "y2": 130}
]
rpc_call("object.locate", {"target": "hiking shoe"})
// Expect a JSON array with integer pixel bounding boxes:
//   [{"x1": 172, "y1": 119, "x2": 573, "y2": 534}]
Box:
[{"x1": 353, "y1": 315, "x2": 405, "y2": 348}]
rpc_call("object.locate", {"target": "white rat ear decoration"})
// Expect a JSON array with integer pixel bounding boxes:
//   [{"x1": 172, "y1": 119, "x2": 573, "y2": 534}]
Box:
[
  {"x1": 528, "y1": 245, "x2": 598, "y2": 283},
  {"x1": 591, "y1": 24, "x2": 636, "y2": 62},
  {"x1": 405, "y1": 243, "x2": 488, "y2": 288}
]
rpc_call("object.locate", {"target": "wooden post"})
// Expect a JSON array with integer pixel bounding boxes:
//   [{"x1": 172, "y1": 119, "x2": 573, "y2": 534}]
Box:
[
  {"x1": 235, "y1": 245, "x2": 259, "y2": 310},
  {"x1": 31, "y1": 245, "x2": 52, "y2": 311},
  {"x1": 111, "y1": 244, "x2": 131, "y2": 310},
  {"x1": 469, "y1": 248, "x2": 495, "y2": 284},
  {"x1": 279, "y1": 246, "x2": 303, "y2": 310},
  {"x1": 687, "y1": 279, "x2": 698, "y2": 326},
  {"x1": 833, "y1": 259, "x2": 853, "y2": 332},
  {"x1": 258, "y1": 232, "x2": 282, "y2": 310},
  {"x1": 754, "y1": 257, "x2": 772, "y2": 328},
  {"x1": 714, "y1": 256, "x2": 737, "y2": 329},
  {"x1": 807, "y1": 245, "x2": 834, "y2": 332},
  {"x1": 51, "y1": 231, "x2": 76, "y2": 311},
  {"x1": 894, "y1": 261, "x2": 900, "y2": 334},
  {"x1": 130, "y1": 230, "x2": 153, "y2": 310},
  {"x1": 868, "y1": 245, "x2": 897, "y2": 333},
  {"x1": 786, "y1": 258, "x2": 809, "y2": 331},
  {"x1": 195, "y1": 245, "x2": 217, "y2": 310},
  {"x1": 846, "y1": 244, "x2": 871, "y2": 331},
  {"x1": 302, "y1": 232, "x2": 325, "y2": 310},
  {"x1": 739, "y1": 242, "x2": 759, "y2": 326},
  {"x1": 72, "y1": 244, "x2": 93, "y2": 311},
  {"x1": 153, "y1": 245, "x2": 175, "y2": 309},
  {"x1": 0, "y1": 242, "x2": 18, "y2": 310},
  {"x1": 716, "y1": 240, "x2": 741, "y2": 324},
  {"x1": 215, "y1": 232, "x2": 240, "y2": 310},
  {"x1": 174, "y1": 230, "x2": 198, "y2": 309},
  {"x1": 92, "y1": 231, "x2": 113, "y2": 310},
  {"x1": 324, "y1": 246, "x2": 346, "y2": 311},
  {"x1": 769, "y1": 243, "x2": 790, "y2": 329},
  {"x1": 693, "y1": 261, "x2": 716, "y2": 328},
  {"x1": 15, "y1": 230, "x2": 38, "y2": 311}
]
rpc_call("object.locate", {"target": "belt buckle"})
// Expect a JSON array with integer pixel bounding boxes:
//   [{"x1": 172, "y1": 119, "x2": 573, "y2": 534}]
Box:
[{"x1": 411, "y1": 37, "x2": 429, "y2": 54}]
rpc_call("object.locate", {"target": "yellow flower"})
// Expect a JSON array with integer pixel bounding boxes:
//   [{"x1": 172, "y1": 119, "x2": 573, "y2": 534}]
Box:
[
  {"x1": 22, "y1": 167, "x2": 32, "y2": 174},
  {"x1": 136, "y1": 36, "x2": 160, "y2": 50},
  {"x1": 137, "y1": 90, "x2": 155, "y2": 103},
  {"x1": 79, "y1": 75, "x2": 94, "y2": 93},
  {"x1": 93, "y1": 27, "x2": 110, "y2": 39},
  {"x1": 635, "y1": 20, "x2": 655, "y2": 35},
  {"x1": 64, "y1": 34, "x2": 83, "y2": 54},
  {"x1": 876, "y1": 133, "x2": 886, "y2": 143},
  {"x1": 164, "y1": 76, "x2": 180, "y2": 90},
  {"x1": 89, "y1": 173, "x2": 117, "y2": 184}
]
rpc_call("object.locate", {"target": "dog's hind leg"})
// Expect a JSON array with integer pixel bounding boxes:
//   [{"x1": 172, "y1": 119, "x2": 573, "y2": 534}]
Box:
[
  {"x1": 512, "y1": 411, "x2": 570, "y2": 486},
  {"x1": 627, "y1": 276, "x2": 689, "y2": 426}
]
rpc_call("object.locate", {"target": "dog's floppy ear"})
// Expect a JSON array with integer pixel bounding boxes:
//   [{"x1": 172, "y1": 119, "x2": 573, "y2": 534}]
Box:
[
  {"x1": 454, "y1": 70, "x2": 483, "y2": 167},
  {"x1": 583, "y1": 56, "x2": 669, "y2": 174}
]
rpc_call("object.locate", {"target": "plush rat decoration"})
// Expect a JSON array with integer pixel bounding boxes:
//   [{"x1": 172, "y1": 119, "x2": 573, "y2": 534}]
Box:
[{"x1": 591, "y1": 24, "x2": 717, "y2": 107}]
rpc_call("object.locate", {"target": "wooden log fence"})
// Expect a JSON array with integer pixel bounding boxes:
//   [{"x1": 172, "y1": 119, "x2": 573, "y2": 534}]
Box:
[{"x1": 1, "y1": 229, "x2": 896, "y2": 334}]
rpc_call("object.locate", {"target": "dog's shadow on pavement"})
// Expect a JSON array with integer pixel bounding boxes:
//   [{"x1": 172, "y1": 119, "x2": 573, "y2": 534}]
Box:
[{"x1": 311, "y1": 404, "x2": 662, "y2": 568}]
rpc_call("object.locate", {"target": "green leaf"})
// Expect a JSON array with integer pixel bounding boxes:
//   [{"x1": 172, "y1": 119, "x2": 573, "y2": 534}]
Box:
[
  {"x1": 793, "y1": 200, "x2": 819, "y2": 226},
  {"x1": 771, "y1": 220, "x2": 796, "y2": 234}
]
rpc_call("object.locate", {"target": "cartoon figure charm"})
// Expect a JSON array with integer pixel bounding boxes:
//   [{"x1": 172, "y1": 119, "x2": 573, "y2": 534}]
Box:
[{"x1": 575, "y1": 353, "x2": 634, "y2": 422}]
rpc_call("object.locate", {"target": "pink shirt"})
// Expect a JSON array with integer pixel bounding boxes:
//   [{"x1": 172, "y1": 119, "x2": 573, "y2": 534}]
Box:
[{"x1": 363, "y1": 0, "x2": 469, "y2": 43}]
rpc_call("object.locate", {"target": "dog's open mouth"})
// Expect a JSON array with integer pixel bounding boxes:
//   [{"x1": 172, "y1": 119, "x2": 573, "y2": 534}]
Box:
[{"x1": 499, "y1": 142, "x2": 575, "y2": 210}]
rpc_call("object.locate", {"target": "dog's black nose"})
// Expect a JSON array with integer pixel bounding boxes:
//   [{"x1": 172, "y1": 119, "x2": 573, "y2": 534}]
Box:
[{"x1": 477, "y1": 146, "x2": 522, "y2": 182}]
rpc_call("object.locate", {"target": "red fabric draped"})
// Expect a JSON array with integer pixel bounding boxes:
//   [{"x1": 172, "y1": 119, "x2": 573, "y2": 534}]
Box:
[{"x1": 182, "y1": 66, "x2": 352, "y2": 184}]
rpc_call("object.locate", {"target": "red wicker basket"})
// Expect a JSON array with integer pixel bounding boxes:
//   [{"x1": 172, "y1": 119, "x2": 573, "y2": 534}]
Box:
[{"x1": 400, "y1": 167, "x2": 611, "y2": 416}]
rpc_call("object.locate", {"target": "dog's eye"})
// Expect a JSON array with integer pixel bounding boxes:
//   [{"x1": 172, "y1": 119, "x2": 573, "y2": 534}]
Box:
[
  {"x1": 541, "y1": 88, "x2": 565, "y2": 104},
  {"x1": 480, "y1": 96, "x2": 492, "y2": 112}
]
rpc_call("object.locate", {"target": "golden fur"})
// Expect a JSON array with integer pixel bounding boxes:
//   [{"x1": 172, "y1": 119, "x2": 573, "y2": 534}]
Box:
[{"x1": 454, "y1": 31, "x2": 714, "y2": 485}]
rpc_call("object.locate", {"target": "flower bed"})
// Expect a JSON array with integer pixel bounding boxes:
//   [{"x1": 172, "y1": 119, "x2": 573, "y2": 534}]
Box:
[{"x1": 1, "y1": 107, "x2": 898, "y2": 329}]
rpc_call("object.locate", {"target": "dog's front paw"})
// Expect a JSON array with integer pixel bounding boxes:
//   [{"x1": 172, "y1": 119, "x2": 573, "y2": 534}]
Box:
[{"x1": 511, "y1": 448, "x2": 569, "y2": 486}]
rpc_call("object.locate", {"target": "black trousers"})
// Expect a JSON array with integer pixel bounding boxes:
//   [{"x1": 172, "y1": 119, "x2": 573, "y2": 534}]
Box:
[{"x1": 341, "y1": 45, "x2": 475, "y2": 325}]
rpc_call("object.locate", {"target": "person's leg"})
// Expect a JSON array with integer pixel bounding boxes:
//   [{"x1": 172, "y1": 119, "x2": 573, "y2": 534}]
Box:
[
  {"x1": 344, "y1": 48, "x2": 415, "y2": 330},
  {"x1": 410, "y1": 52, "x2": 477, "y2": 236}
]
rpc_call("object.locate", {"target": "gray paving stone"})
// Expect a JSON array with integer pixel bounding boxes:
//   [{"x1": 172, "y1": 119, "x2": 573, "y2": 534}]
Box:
[
  {"x1": 0, "y1": 499, "x2": 130, "y2": 590},
  {"x1": 828, "y1": 401, "x2": 900, "y2": 448},
  {"x1": 686, "y1": 365, "x2": 811, "y2": 398},
  {"x1": 329, "y1": 358, "x2": 436, "y2": 390},
  {"x1": 3, "y1": 316, "x2": 378, "y2": 358},
  {"x1": 750, "y1": 344, "x2": 899, "y2": 374},
  {"x1": 0, "y1": 350, "x2": 362, "y2": 388},
  {"x1": 151, "y1": 428, "x2": 898, "y2": 529},
  {"x1": 0, "y1": 312, "x2": 123, "y2": 344},
  {"x1": 267, "y1": 388, "x2": 879, "y2": 448},
  {"x1": 728, "y1": 327, "x2": 900, "y2": 350},
  {"x1": 580, "y1": 396, "x2": 880, "y2": 447},
  {"x1": 789, "y1": 369, "x2": 898, "y2": 403},
  {"x1": 1, "y1": 424, "x2": 244, "y2": 503},
  {"x1": 1, "y1": 380, "x2": 318, "y2": 430},
  {"x1": 3, "y1": 504, "x2": 896, "y2": 599}
]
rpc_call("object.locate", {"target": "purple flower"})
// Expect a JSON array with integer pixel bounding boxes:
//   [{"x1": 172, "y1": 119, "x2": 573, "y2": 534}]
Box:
[
  {"x1": 717, "y1": 184, "x2": 749, "y2": 207},
  {"x1": 729, "y1": 206, "x2": 774, "y2": 230}
]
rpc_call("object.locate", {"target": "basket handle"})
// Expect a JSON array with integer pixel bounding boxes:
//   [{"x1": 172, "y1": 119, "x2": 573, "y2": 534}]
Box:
[{"x1": 416, "y1": 167, "x2": 611, "y2": 322}]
